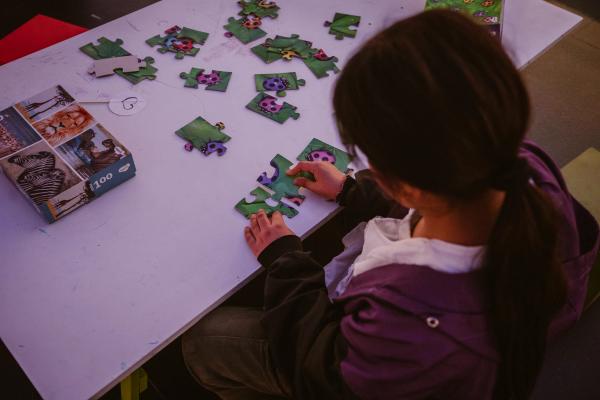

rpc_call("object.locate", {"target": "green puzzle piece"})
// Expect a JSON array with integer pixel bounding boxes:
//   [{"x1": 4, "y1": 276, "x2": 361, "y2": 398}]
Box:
[
  {"x1": 325, "y1": 13, "x2": 361, "y2": 40},
  {"x1": 179, "y1": 68, "x2": 232, "y2": 91},
  {"x1": 238, "y1": 0, "x2": 280, "y2": 19},
  {"x1": 303, "y1": 49, "x2": 340, "y2": 79},
  {"x1": 175, "y1": 116, "x2": 231, "y2": 156},
  {"x1": 257, "y1": 154, "x2": 305, "y2": 206},
  {"x1": 251, "y1": 34, "x2": 313, "y2": 63},
  {"x1": 297, "y1": 138, "x2": 351, "y2": 173},
  {"x1": 146, "y1": 26, "x2": 209, "y2": 59},
  {"x1": 79, "y1": 37, "x2": 158, "y2": 84},
  {"x1": 224, "y1": 17, "x2": 267, "y2": 44},
  {"x1": 235, "y1": 187, "x2": 298, "y2": 219},
  {"x1": 254, "y1": 72, "x2": 305, "y2": 97},
  {"x1": 246, "y1": 92, "x2": 300, "y2": 124}
]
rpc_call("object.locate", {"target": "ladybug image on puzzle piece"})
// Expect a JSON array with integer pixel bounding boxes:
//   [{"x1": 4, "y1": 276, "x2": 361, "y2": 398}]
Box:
[
  {"x1": 307, "y1": 149, "x2": 336, "y2": 164},
  {"x1": 313, "y1": 49, "x2": 334, "y2": 61},
  {"x1": 200, "y1": 140, "x2": 227, "y2": 156},
  {"x1": 242, "y1": 15, "x2": 263, "y2": 29},
  {"x1": 259, "y1": 96, "x2": 283, "y2": 113},
  {"x1": 198, "y1": 71, "x2": 222, "y2": 86},
  {"x1": 262, "y1": 77, "x2": 288, "y2": 92},
  {"x1": 481, "y1": 0, "x2": 494, "y2": 6}
]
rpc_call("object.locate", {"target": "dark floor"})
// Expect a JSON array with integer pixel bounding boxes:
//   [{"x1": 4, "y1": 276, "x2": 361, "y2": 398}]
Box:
[{"x1": 2, "y1": 1, "x2": 600, "y2": 400}]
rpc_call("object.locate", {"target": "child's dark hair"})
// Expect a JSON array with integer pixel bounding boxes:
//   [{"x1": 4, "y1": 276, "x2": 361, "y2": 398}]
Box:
[{"x1": 333, "y1": 10, "x2": 567, "y2": 399}]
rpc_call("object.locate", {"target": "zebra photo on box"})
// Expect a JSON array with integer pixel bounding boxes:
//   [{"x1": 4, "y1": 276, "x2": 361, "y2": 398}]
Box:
[{"x1": 7, "y1": 150, "x2": 71, "y2": 206}]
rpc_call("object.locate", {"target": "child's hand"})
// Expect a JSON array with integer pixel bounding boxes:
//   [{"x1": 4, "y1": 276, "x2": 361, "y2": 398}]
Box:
[
  {"x1": 287, "y1": 161, "x2": 347, "y2": 200},
  {"x1": 244, "y1": 210, "x2": 296, "y2": 257}
]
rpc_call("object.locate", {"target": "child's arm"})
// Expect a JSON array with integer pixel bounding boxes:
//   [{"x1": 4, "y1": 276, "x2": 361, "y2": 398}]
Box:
[{"x1": 258, "y1": 243, "x2": 359, "y2": 399}]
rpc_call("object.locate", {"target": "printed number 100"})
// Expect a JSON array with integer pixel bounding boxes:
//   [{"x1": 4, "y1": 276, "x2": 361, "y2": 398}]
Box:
[{"x1": 92, "y1": 173, "x2": 113, "y2": 190}]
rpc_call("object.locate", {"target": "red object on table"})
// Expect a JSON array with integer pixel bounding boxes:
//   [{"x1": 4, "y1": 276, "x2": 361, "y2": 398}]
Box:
[{"x1": 0, "y1": 14, "x2": 87, "y2": 65}]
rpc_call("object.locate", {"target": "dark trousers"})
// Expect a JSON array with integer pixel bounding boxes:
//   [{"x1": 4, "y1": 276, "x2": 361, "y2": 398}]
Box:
[{"x1": 182, "y1": 306, "x2": 292, "y2": 400}]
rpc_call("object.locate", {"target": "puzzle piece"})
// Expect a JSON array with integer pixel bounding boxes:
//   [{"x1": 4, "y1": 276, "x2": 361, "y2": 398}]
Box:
[
  {"x1": 297, "y1": 138, "x2": 351, "y2": 173},
  {"x1": 235, "y1": 187, "x2": 298, "y2": 219},
  {"x1": 88, "y1": 55, "x2": 147, "y2": 77},
  {"x1": 251, "y1": 34, "x2": 313, "y2": 63},
  {"x1": 257, "y1": 154, "x2": 305, "y2": 206},
  {"x1": 254, "y1": 72, "x2": 305, "y2": 97},
  {"x1": 324, "y1": 13, "x2": 361, "y2": 40},
  {"x1": 223, "y1": 16, "x2": 267, "y2": 44},
  {"x1": 80, "y1": 37, "x2": 158, "y2": 84},
  {"x1": 179, "y1": 68, "x2": 232, "y2": 91},
  {"x1": 175, "y1": 116, "x2": 231, "y2": 156},
  {"x1": 238, "y1": 0, "x2": 280, "y2": 19},
  {"x1": 146, "y1": 26, "x2": 209, "y2": 59},
  {"x1": 246, "y1": 92, "x2": 300, "y2": 124},
  {"x1": 303, "y1": 48, "x2": 340, "y2": 78}
]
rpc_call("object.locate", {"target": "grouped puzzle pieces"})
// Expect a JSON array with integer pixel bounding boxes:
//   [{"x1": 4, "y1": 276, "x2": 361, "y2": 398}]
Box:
[
  {"x1": 80, "y1": 37, "x2": 158, "y2": 84},
  {"x1": 234, "y1": 138, "x2": 351, "y2": 220},
  {"x1": 146, "y1": 25, "x2": 209, "y2": 59},
  {"x1": 235, "y1": 187, "x2": 298, "y2": 219},
  {"x1": 180, "y1": 68, "x2": 232, "y2": 91},
  {"x1": 224, "y1": 0, "x2": 279, "y2": 44},
  {"x1": 251, "y1": 34, "x2": 340, "y2": 78},
  {"x1": 254, "y1": 72, "x2": 305, "y2": 97},
  {"x1": 324, "y1": 13, "x2": 361, "y2": 40},
  {"x1": 175, "y1": 116, "x2": 231, "y2": 156},
  {"x1": 258, "y1": 154, "x2": 305, "y2": 206},
  {"x1": 246, "y1": 92, "x2": 300, "y2": 124}
]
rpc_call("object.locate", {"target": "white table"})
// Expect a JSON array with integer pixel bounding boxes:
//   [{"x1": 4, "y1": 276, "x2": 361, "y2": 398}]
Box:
[{"x1": 0, "y1": 0, "x2": 581, "y2": 399}]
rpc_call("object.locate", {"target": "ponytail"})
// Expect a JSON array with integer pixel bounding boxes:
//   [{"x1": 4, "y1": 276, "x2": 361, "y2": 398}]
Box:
[{"x1": 485, "y1": 160, "x2": 567, "y2": 399}]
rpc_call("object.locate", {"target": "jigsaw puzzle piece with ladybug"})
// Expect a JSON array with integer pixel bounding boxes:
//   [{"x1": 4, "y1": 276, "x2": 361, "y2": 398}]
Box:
[
  {"x1": 257, "y1": 154, "x2": 305, "y2": 206},
  {"x1": 324, "y1": 13, "x2": 361, "y2": 40},
  {"x1": 224, "y1": 16, "x2": 267, "y2": 44},
  {"x1": 303, "y1": 48, "x2": 340, "y2": 78},
  {"x1": 251, "y1": 34, "x2": 313, "y2": 63},
  {"x1": 180, "y1": 68, "x2": 232, "y2": 91},
  {"x1": 235, "y1": 187, "x2": 298, "y2": 219},
  {"x1": 146, "y1": 25, "x2": 209, "y2": 59},
  {"x1": 238, "y1": 0, "x2": 280, "y2": 19},
  {"x1": 254, "y1": 72, "x2": 305, "y2": 97},
  {"x1": 246, "y1": 92, "x2": 300, "y2": 124},
  {"x1": 175, "y1": 116, "x2": 231, "y2": 157},
  {"x1": 297, "y1": 138, "x2": 351, "y2": 174},
  {"x1": 80, "y1": 37, "x2": 158, "y2": 84}
]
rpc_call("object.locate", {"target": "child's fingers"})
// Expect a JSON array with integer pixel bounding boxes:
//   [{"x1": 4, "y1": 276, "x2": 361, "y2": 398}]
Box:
[
  {"x1": 294, "y1": 177, "x2": 316, "y2": 191},
  {"x1": 287, "y1": 161, "x2": 317, "y2": 176},
  {"x1": 271, "y1": 211, "x2": 284, "y2": 225},
  {"x1": 244, "y1": 227, "x2": 255, "y2": 243},
  {"x1": 250, "y1": 214, "x2": 260, "y2": 232},
  {"x1": 256, "y1": 209, "x2": 270, "y2": 230}
]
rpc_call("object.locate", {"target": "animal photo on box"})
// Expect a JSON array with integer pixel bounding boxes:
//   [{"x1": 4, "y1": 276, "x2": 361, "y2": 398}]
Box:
[
  {"x1": 0, "y1": 141, "x2": 82, "y2": 206},
  {"x1": 14, "y1": 85, "x2": 75, "y2": 123},
  {"x1": 33, "y1": 104, "x2": 95, "y2": 147},
  {"x1": 0, "y1": 107, "x2": 42, "y2": 158},
  {"x1": 56, "y1": 124, "x2": 129, "y2": 179}
]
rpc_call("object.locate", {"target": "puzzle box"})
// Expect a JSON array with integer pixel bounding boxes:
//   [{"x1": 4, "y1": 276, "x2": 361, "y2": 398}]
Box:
[{"x1": 0, "y1": 85, "x2": 136, "y2": 223}]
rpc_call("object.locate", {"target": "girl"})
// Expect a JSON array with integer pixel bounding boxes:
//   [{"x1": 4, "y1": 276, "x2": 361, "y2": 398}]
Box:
[{"x1": 182, "y1": 10, "x2": 599, "y2": 400}]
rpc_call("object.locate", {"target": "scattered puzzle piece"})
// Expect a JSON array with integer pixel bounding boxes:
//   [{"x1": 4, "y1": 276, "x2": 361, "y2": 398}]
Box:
[
  {"x1": 324, "y1": 13, "x2": 361, "y2": 40},
  {"x1": 235, "y1": 187, "x2": 298, "y2": 219},
  {"x1": 251, "y1": 34, "x2": 313, "y2": 63},
  {"x1": 146, "y1": 26, "x2": 209, "y2": 59},
  {"x1": 297, "y1": 138, "x2": 351, "y2": 173},
  {"x1": 80, "y1": 37, "x2": 158, "y2": 84},
  {"x1": 246, "y1": 92, "x2": 300, "y2": 124},
  {"x1": 88, "y1": 55, "x2": 147, "y2": 77},
  {"x1": 257, "y1": 154, "x2": 305, "y2": 206},
  {"x1": 303, "y1": 48, "x2": 340, "y2": 78},
  {"x1": 223, "y1": 16, "x2": 267, "y2": 44},
  {"x1": 254, "y1": 72, "x2": 305, "y2": 97},
  {"x1": 175, "y1": 116, "x2": 231, "y2": 156},
  {"x1": 179, "y1": 68, "x2": 232, "y2": 91},
  {"x1": 238, "y1": 0, "x2": 280, "y2": 19}
]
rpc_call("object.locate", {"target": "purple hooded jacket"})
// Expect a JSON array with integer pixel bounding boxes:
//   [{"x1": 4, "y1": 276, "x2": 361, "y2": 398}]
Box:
[{"x1": 258, "y1": 141, "x2": 599, "y2": 400}]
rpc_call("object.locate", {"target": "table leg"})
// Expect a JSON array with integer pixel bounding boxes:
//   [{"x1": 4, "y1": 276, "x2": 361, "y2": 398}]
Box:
[{"x1": 120, "y1": 368, "x2": 148, "y2": 400}]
